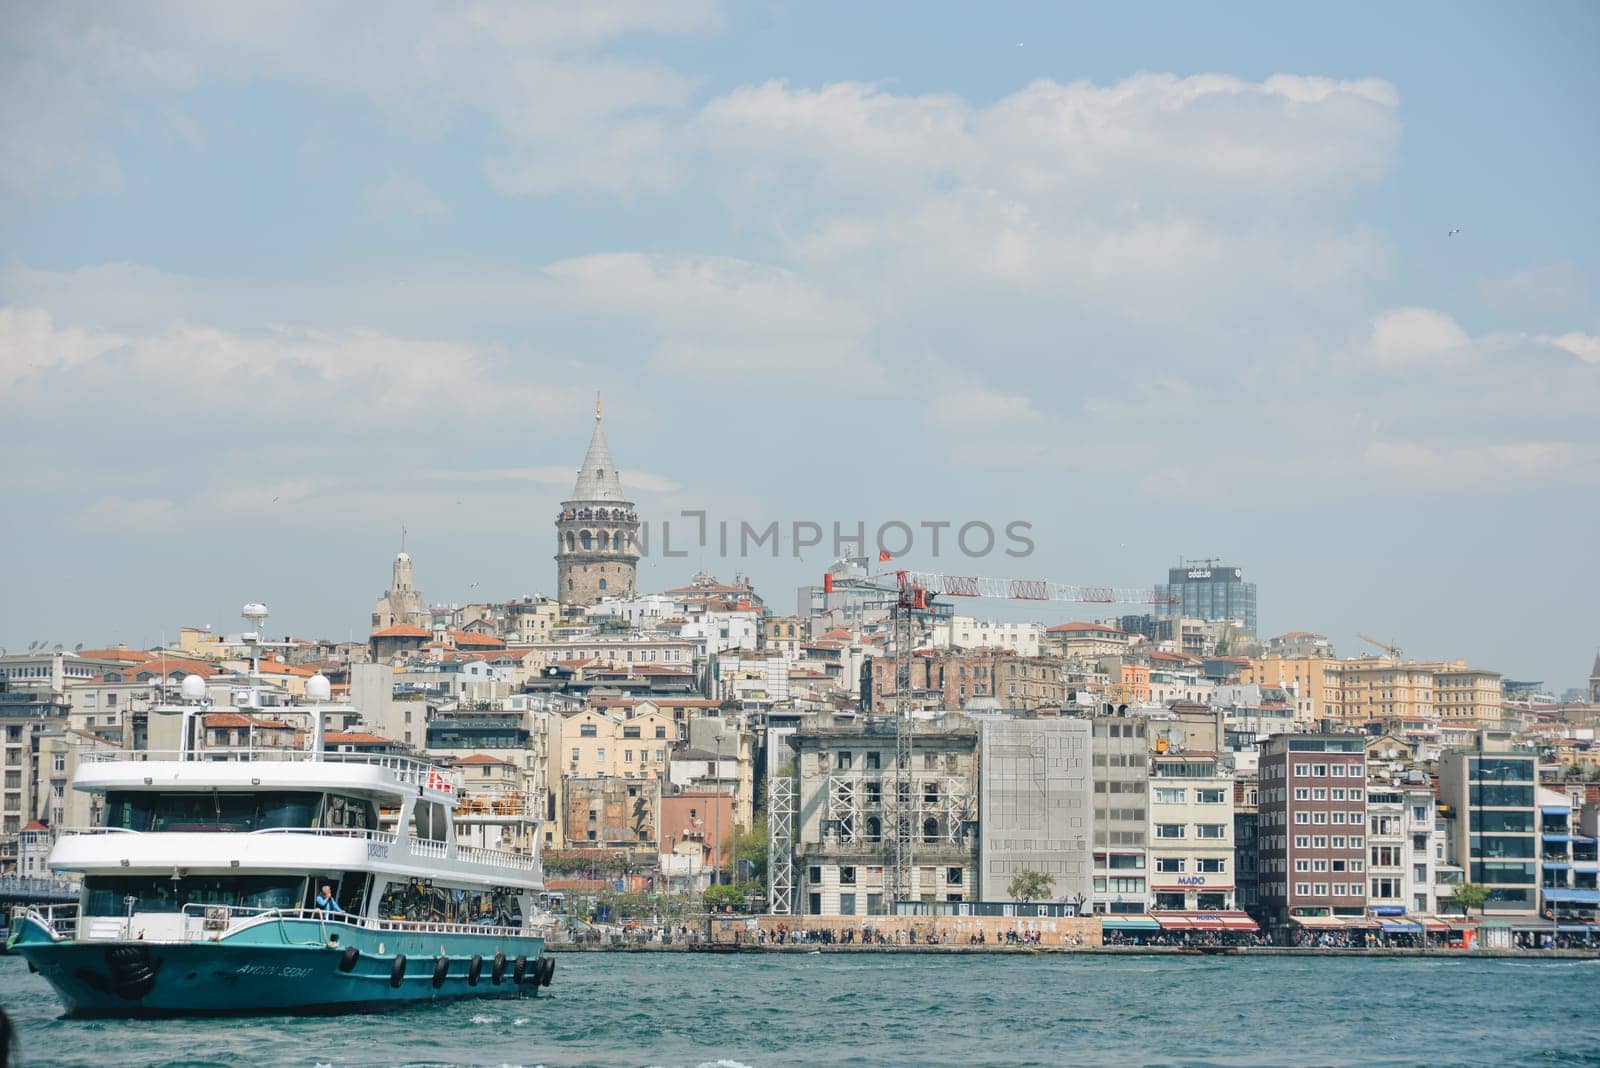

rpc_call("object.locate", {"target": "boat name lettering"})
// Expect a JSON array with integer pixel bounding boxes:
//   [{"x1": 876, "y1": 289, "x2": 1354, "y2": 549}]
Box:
[
  {"x1": 367, "y1": 841, "x2": 390, "y2": 859},
  {"x1": 235, "y1": 963, "x2": 315, "y2": 979}
]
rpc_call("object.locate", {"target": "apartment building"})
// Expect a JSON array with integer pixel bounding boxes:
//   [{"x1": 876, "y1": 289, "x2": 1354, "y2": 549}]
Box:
[
  {"x1": 1258, "y1": 735, "x2": 1369, "y2": 931},
  {"x1": 1091, "y1": 715, "x2": 1150, "y2": 914},
  {"x1": 1148, "y1": 752, "x2": 1236, "y2": 911}
]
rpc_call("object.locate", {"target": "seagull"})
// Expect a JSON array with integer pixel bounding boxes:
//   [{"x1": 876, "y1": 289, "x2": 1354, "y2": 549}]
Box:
[
  {"x1": 272, "y1": 496, "x2": 280, "y2": 502},
  {"x1": 1448, "y1": 228, "x2": 1461, "y2": 237}
]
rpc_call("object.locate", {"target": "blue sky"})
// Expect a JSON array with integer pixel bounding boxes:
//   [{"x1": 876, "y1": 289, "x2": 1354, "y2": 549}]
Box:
[{"x1": 1, "y1": 2, "x2": 1596, "y2": 689}]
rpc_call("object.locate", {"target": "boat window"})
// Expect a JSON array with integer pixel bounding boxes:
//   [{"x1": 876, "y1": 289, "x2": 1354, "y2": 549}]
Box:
[
  {"x1": 322, "y1": 794, "x2": 378, "y2": 831},
  {"x1": 82, "y1": 875, "x2": 305, "y2": 916},
  {"x1": 305, "y1": 871, "x2": 369, "y2": 914},
  {"x1": 375, "y1": 880, "x2": 524, "y2": 926},
  {"x1": 104, "y1": 791, "x2": 322, "y2": 833},
  {"x1": 407, "y1": 800, "x2": 450, "y2": 842}
]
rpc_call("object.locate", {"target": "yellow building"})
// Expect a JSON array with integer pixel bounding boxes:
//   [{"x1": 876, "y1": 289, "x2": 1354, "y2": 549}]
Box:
[
  {"x1": 1044, "y1": 622, "x2": 1130, "y2": 659},
  {"x1": 1240, "y1": 655, "x2": 1343, "y2": 725},
  {"x1": 1428, "y1": 663, "x2": 1503, "y2": 727},
  {"x1": 1335, "y1": 659, "x2": 1435, "y2": 724},
  {"x1": 559, "y1": 707, "x2": 678, "y2": 779}
]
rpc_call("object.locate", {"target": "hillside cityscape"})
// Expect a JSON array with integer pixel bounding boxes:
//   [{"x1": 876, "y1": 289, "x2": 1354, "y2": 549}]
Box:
[{"x1": 5, "y1": 408, "x2": 1597, "y2": 951}]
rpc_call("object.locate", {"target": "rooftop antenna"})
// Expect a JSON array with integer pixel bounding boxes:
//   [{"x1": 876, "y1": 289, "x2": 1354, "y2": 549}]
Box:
[{"x1": 401, "y1": 525, "x2": 407, "y2": 553}]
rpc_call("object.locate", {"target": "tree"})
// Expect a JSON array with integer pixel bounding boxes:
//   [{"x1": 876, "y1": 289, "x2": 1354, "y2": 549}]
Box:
[
  {"x1": 1446, "y1": 882, "x2": 1491, "y2": 919},
  {"x1": 732, "y1": 814, "x2": 769, "y2": 883},
  {"x1": 703, "y1": 883, "x2": 751, "y2": 912},
  {"x1": 1007, "y1": 869, "x2": 1054, "y2": 904}
]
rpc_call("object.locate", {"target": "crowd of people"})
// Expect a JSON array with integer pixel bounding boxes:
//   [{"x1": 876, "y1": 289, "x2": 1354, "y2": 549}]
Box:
[{"x1": 1103, "y1": 930, "x2": 1269, "y2": 948}]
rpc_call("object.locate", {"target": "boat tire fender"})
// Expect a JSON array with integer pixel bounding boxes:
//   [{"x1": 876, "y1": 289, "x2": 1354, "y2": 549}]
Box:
[
  {"x1": 432, "y1": 956, "x2": 449, "y2": 988},
  {"x1": 339, "y1": 946, "x2": 360, "y2": 973},
  {"x1": 513, "y1": 955, "x2": 528, "y2": 984},
  {"x1": 389, "y1": 954, "x2": 407, "y2": 988},
  {"x1": 539, "y1": 956, "x2": 555, "y2": 987},
  {"x1": 491, "y1": 951, "x2": 506, "y2": 985},
  {"x1": 467, "y1": 954, "x2": 483, "y2": 986}
]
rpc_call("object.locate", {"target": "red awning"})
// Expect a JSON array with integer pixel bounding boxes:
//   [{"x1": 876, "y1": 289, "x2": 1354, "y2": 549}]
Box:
[{"x1": 1154, "y1": 912, "x2": 1259, "y2": 931}]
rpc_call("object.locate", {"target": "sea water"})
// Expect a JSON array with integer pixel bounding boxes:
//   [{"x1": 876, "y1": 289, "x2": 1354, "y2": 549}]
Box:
[{"x1": 3, "y1": 952, "x2": 1598, "y2": 1066}]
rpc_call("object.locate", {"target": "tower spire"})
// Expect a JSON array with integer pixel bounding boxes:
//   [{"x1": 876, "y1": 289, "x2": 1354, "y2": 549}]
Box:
[{"x1": 596, "y1": 390, "x2": 602, "y2": 423}]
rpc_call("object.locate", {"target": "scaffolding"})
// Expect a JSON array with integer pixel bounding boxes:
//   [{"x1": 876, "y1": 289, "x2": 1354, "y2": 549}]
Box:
[
  {"x1": 887, "y1": 592, "x2": 916, "y2": 905},
  {"x1": 767, "y1": 775, "x2": 796, "y2": 915},
  {"x1": 827, "y1": 775, "x2": 859, "y2": 843},
  {"x1": 942, "y1": 775, "x2": 973, "y2": 846}
]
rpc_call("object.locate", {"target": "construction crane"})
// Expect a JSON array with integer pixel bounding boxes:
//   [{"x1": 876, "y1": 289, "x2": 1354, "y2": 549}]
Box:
[
  {"x1": 827, "y1": 568, "x2": 1178, "y2": 606},
  {"x1": 822, "y1": 566, "x2": 1176, "y2": 911},
  {"x1": 1356, "y1": 633, "x2": 1403, "y2": 661}
]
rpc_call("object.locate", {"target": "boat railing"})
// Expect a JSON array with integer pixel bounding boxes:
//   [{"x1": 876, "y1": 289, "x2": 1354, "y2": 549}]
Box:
[
  {"x1": 410, "y1": 838, "x2": 449, "y2": 861},
  {"x1": 77, "y1": 748, "x2": 450, "y2": 789},
  {"x1": 57, "y1": 824, "x2": 539, "y2": 872},
  {"x1": 177, "y1": 903, "x2": 527, "y2": 940},
  {"x1": 13, "y1": 902, "x2": 79, "y2": 940}
]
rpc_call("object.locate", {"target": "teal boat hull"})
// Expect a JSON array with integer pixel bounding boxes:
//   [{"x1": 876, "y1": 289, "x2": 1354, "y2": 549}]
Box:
[{"x1": 9, "y1": 917, "x2": 550, "y2": 1017}]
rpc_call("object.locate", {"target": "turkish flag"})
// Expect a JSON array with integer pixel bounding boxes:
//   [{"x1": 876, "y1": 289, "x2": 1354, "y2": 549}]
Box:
[{"x1": 879, "y1": 550, "x2": 892, "y2": 562}]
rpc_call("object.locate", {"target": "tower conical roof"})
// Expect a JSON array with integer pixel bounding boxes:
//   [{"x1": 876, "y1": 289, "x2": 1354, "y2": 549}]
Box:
[{"x1": 567, "y1": 396, "x2": 628, "y2": 503}]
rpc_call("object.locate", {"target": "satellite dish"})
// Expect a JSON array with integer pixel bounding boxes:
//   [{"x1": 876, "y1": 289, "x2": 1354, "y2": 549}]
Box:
[
  {"x1": 241, "y1": 603, "x2": 270, "y2": 626},
  {"x1": 74, "y1": 643, "x2": 84, "y2": 652},
  {"x1": 180, "y1": 675, "x2": 207, "y2": 701},
  {"x1": 52, "y1": 644, "x2": 63, "y2": 652},
  {"x1": 306, "y1": 674, "x2": 332, "y2": 702}
]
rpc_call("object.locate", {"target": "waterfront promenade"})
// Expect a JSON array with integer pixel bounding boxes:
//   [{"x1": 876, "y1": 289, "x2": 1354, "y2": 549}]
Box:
[{"x1": 554, "y1": 941, "x2": 1600, "y2": 959}]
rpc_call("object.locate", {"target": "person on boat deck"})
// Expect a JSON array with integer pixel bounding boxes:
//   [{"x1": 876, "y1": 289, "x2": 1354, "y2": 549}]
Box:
[{"x1": 315, "y1": 884, "x2": 344, "y2": 913}]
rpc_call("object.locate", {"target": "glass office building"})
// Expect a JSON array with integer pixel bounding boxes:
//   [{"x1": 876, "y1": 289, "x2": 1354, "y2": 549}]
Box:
[{"x1": 1155, "y1": 561, "x2": 1258, "y2": 637}]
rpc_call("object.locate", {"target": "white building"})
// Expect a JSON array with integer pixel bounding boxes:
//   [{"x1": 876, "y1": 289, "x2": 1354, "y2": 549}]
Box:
[
  {"x1": 1148, "y1": 753, "x2": 1236, "y2": 911},
  {"x1": 932, "y1": 617, "x2": 1044, "y2": 658}
]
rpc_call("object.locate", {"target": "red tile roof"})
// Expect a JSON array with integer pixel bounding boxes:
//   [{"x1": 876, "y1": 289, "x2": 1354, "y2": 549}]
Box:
[
  {"x1": 371, "y1": 624, "x2": 431, "y2": 638},
  {"x1": 204, "y1": 713, "x2": 293, "y2": 730},
  {"x1": 76, "y1": 648, "x2": 153, "y2": 662},
  {"x1": 325, "y1": 730, "x2": 399, "y2": 746},
  {"x1": 1046, "y1": 622, "x2": 1123, "y2": 634},
  {"x1": 450, "y1": 753, "x2": 515, "y2": 766},
  {"x1": 22, "y1": 819, "x2": 48, "y2": 832},
  {"x1": 450, "y1": 630, "x2": 506, "y2": 648}
]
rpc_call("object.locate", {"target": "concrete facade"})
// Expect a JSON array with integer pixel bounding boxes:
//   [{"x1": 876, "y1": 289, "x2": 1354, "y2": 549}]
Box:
[{"x1": 977, "y1": 717, "x2": 1093, "y2": 905}]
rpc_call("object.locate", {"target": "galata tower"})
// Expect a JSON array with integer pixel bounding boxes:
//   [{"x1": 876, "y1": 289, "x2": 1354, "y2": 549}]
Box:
[{"x1": 555, "y1": 395, "x2": 640, "y2": 607}]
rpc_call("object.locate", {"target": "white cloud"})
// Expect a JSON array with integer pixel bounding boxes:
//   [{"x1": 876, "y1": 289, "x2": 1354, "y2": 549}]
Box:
[
  {"x1": 924, "y1": 382, "x2": 1043, "y2": 430},
  {"x1": 2, "y1": 1, "x2": 722, "y2": 198},
  {"x1": 700, "y1": 73, "x2": 1398, "y2": 201},
  {"x1": 1366, "y1": 307, "x2": 1472, "y2": 367},
  {"x1": 1539, "y1": 331, "x2": 1600, "y2": 365},
  {"x1": 543, "y1": 253, "x2": 877, "y2": 376},
  {"x1": 0, "y1": 305, "x2": 577, "y2": 424},
  {"x1": 695, "y1": 73, "x2": 1398, "y2": 342}
]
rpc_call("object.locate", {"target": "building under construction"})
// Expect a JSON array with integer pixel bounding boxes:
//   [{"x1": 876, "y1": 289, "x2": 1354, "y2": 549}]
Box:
[{"x1": 781, "y1": 711, "x2": 978, "y2": 916}]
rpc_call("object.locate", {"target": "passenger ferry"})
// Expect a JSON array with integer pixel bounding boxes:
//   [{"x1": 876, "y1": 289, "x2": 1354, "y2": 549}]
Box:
[{"x1": 8, "y1": 606, "x2": 553, "y2": 1016}]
